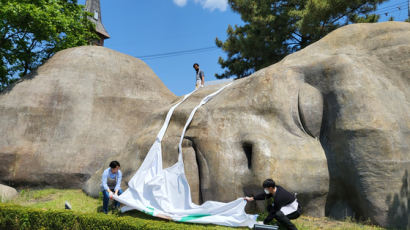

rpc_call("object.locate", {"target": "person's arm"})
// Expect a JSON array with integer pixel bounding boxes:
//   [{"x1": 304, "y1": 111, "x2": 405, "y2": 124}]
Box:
[
  {"x1": 244, "y1": 192, "x2": 266, "y2": 202},
  {"x1": 102, "y1": 169, "x2": 111, "y2": 193},
  {"x1": 254, "y1": 192, "x2": 267, "y2": 200},
  {"x1": 201, "y1": 71, "x2": 205, "y2": 86},
  {"x1": 114, "y1": 170, "x2": 122, "y2": 195}
]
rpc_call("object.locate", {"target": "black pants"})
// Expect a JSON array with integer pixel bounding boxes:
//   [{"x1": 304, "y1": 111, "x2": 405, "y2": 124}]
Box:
[{"x1": 264, "y1": 205, "x2": 302, "y2": 230}]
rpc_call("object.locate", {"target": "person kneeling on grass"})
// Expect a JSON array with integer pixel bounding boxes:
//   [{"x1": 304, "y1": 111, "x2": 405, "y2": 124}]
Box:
[
  {"x1": 245, "y1": 179, "x2": 301, "y2": 230},
  {"x1": 101, "y1": 160, "x2": 123, "y2": 214}
]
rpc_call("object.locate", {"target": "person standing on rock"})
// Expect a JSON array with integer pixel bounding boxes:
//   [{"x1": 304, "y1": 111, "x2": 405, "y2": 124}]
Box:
[
  {"x1": 193, "y1": 63, "x2": 205, "y2": 89},
  {"x1": 245, "y1": 179, "x2": 301, "y2": 230},
  {"x1": 101, "y1": 160, "x2": 123, "y2": 214}
]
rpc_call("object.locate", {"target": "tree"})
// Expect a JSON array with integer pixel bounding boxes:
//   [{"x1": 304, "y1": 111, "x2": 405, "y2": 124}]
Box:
[
  {"x1": 0, "y1": 0, "x2": 98, "y2": 91},
  {"x1": 215, "y1": 0, "x2": 388, "y2": 79}
]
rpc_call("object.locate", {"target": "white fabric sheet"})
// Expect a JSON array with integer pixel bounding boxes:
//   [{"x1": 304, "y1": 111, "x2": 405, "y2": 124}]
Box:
[
  {"x1": 280, "y1": 200, "x2": 299, "y2": 216},
  {"x1": 114, "y1": 84, "x2": 257, "y2": 227}
]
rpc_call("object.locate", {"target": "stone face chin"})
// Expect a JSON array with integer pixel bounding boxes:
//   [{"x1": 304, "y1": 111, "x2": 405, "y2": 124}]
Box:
[{"x1": 0, "y1": 22, "x2": 409, "y2": 228}]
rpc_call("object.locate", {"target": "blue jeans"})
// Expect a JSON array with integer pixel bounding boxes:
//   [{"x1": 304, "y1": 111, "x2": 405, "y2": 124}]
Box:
[{"x1": 102, "y1": 189, "x2": 122, "y2": 214}]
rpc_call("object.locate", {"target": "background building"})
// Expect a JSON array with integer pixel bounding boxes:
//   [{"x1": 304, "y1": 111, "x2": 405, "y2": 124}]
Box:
[{"x1": 85, "y1": 0, "x2": 110, "y2": 46}]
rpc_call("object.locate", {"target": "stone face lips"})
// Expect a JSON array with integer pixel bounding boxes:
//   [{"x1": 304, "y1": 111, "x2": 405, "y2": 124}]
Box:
[{"x1": 0, "y1": 22, "x2": 409, "y2": 228}]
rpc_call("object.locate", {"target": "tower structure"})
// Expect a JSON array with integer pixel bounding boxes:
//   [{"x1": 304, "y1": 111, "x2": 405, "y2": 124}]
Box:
[{"x1": 85, "y1": 0, "x2": 110, "y2": 46}]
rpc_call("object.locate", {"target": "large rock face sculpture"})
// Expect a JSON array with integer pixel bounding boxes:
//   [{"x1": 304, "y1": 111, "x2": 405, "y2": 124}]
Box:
[
  {"x1": 0, "y1": 22, "x2": 408, "y2": 228},
  {"x1": 0, "y1": 46, "x2": 177, "y2": 187}
]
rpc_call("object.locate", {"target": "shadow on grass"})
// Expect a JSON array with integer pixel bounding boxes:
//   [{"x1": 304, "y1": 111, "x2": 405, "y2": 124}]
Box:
[
  {"x1": 118, "y1": 209, "x2": 164, "y2": 221},
  {"x1": 96, "y1": 203, "x2": 165, "y2": 221}
]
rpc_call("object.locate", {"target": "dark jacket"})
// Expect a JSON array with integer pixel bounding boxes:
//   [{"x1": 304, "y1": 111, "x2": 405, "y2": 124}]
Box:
[{"x1": 254, "y1": 185, "x2": 295, "y2": 213}]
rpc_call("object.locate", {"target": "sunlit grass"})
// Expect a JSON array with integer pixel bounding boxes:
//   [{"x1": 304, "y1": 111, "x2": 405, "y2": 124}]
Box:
[
  {"x1": 293, "y1": 216, "x2": 384, "y2": 230},
  {"x1": 9, "y1": 188, "x2": 101, "y2": 213}
]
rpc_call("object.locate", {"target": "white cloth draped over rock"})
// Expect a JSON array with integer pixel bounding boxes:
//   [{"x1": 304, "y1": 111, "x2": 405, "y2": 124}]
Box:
[{"x1": 114, "y1": 83, "x2": 258, "y2": 227}]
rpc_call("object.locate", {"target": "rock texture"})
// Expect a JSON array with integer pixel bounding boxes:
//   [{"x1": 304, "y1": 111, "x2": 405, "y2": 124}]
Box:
[
  {"x1": 0, "y1": 46, "x2": 176, "y2": 188},
  {"x1": 0, "y1": 22, "x2": 409, "y2": 228},
  {"x1": 0, "y1": 184, "x2": 18, "y2": 202}
]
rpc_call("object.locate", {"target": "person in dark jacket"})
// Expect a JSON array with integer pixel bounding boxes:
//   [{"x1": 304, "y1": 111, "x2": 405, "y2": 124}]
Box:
[{"x1": 245, "y1": 179, "x2": 301, "y2": 230}]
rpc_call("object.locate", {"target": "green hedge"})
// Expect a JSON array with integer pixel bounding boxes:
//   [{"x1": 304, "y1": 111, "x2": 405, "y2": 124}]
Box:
[{"x1": 0, "y1": 203, "x2": 232, "y2": 230}]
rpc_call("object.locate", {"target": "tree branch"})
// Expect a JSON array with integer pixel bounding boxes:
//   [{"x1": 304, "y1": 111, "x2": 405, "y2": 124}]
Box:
[
  {"x1": 22, "y1": 40, "x2": 38, "y2": 76},
  {"x1": 4, "y1": 29, "x2": 24, "y2": 41},
  {"x1": 329, "y1": 3, "x2": 366, "y2": 25}
]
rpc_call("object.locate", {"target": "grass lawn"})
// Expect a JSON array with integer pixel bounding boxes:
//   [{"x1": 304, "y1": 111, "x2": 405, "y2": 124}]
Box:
[{"x1": 4, "y1": 188, "x2": 385, "y2": 230}]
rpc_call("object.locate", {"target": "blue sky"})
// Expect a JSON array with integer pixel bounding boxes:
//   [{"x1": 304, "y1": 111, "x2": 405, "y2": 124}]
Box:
[{"x1": 78, "y1": 0, "x2": 408, "y2": 96}]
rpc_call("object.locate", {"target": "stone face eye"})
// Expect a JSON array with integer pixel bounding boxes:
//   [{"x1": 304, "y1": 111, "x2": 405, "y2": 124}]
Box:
[
  {"x1": 297, "y1": 84, "x2": 324, "y2": 138},
  {"x1": 242, "y1": 142, "x2": 253, "y2": 170}
]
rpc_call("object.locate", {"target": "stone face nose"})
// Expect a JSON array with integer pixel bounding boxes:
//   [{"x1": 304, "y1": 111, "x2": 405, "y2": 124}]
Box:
[{"x1": 297, "y1": 84, "x2": 324, "y2": 138}]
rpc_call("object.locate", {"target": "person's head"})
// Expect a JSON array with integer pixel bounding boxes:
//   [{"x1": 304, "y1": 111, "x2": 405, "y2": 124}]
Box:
[
  {"x1": 263, "y1": 179, "x2": 276, "y2": 194},
  {"x1": 109, "y1": 160, "x2": 120, "y2": 173},
  {"x1": 193, "y1": 63, "x2": 199, "y2": 71}
]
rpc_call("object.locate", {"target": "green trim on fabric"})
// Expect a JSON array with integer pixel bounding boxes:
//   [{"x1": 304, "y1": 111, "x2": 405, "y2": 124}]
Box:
[
  {"x1": 144, "y1": 206, "x2": 154, "y2": 216},
  {"x1": 179, "y1": 214, "x2": 211, "y2": 222}
]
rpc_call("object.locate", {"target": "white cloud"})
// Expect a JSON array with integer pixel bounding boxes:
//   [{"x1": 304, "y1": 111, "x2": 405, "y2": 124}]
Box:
[
  {"x1": 194, "y1": 0, "x2": 228, "y2": 11},
  {"x1": 173, "y1": 0, "x2": 188, "y2": 7},
  {"x1": 172, "y1": 0, "x2": 228, "y2": 12}
]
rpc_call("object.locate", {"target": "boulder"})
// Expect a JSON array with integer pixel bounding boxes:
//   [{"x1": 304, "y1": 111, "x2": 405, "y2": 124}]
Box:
[
  {"x1": 0, "y1": 184, "x2": 18, "y2": 202},
  {"x1": 0, "y1": 46, "x2": 176, "y2": 188}
]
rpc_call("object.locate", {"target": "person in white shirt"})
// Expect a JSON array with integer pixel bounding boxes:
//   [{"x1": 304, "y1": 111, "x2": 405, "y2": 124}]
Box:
[
  {"x1": 193, "y1": 63, "x2": 205, "y2": 89},
  {"x1": 101, "y1": 160, "x2": 122, "y2": 214}
]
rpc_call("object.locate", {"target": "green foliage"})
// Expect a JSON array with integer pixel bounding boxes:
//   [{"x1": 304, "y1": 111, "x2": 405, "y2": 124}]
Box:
[
  {"x1": 215, "y1": 0, "x2": 388, "y2": 79},
  {"x1": 0, "y1": 203, "x2": 236, "y2": 230},
  {"x1": 0, "y1": 0, "x2": 98, "y2": 91}
]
